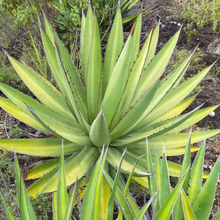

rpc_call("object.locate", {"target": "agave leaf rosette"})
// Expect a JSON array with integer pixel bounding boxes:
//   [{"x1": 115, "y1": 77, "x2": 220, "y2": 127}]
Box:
[{"x1": 0, "y1": 6, "x2": 219, "y2": 203}]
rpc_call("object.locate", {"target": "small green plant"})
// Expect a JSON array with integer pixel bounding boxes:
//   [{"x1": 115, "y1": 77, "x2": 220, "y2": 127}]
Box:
[
  {"x1": 0, "y1": 0, "x2": 51, "y2": 91},
  {"x1": 169, "y1": 48, "x2": 206, "y2": 73},
  {"x1": 53, "y1": 0, "x2": 88, "y2": 29},
  {"x1": 52, "y1": 0, "x2": 88, "y2": 50},
  {"x1": 8, "y1": 123, "x2": 24, "y2": 138},
  {"x1": 52, "y1": 0, "x2": 154, "y2": 43},
  {"x1": 179, "y1": 0, "x2": 220, "y2": 37},
  {"x1": 0, "y1": 53, "x2": 27, "y2": 92},
  {"x1": 31, "y1": 195, "x2": 52, "y2": 220},
  {"x1": 0, "y1": 0, "x2": 42, "y2": 32},
  {"x1": 168, "y1": 48, "x2": 206, "y2": 96},
  {"x1": 212, "y1": 65, "x2": 220, "y2": 79}
]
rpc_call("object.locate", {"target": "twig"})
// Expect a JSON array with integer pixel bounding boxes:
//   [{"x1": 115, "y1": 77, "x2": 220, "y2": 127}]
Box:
[
  {"x1": 17, "y1": 127, "x2": 44, "y2": 138},
  {"x1": 101, "y1": 21, "x2": 112, "y2": 42},
  {"x1": 4, "y1": 113, "x2": 10, "y2": 139}
]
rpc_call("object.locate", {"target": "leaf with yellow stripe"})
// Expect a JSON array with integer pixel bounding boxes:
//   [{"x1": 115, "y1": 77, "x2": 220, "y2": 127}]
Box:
[{"x1": 181, "y1": 190, "x2": 197, "y2": 220}]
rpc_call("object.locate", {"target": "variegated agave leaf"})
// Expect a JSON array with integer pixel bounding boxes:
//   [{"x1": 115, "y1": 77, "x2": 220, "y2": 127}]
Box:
[
  {"x1": 146, "y1": 134, "x2": 220, "y2": 220},
  {"x1": 0, "y1": 6, "x2": 219, "y2": 219}
]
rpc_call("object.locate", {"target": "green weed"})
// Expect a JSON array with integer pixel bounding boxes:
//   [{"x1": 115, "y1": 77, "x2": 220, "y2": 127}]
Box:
[{"x1": 178, "y1": 0, "x2": 220, "y2": 37}]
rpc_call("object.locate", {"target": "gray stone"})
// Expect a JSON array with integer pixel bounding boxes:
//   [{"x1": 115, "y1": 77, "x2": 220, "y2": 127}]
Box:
[{"x1": 207, "y1": 38, "x2": 220, "y2": 55}]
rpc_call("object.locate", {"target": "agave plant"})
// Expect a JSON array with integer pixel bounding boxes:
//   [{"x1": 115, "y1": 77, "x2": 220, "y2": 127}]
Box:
[
  {"x1": 0, "y1": 144, "x2": 153, "y2": 220},
  {"x1": 3, "y1": 138, "x2": 218, "y2": 220},
  {"x1": 0, "y1": 145, "x2": 167, "y2": 219},
  {"x1": 0, "y1": 5, "x2": 219, "y2": 219},
  {"x1": 145, "y1": 133, "x2": 220, "y2": 220}
]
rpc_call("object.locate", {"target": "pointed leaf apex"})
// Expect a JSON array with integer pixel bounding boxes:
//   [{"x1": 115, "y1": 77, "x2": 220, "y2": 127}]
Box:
[
  {"x1": 42, "y1": 10, "x2": 47, "y2": 20},
  {"x1": 163, "y1": 142, "x2": 166, "y2": 155},
  {"x1": 117, "y1": 0, "x2": 120, "y2": 9},
  {"x1": 89, "y1": 110, "x2": 111, "y2": 147},
  {"x1": 99, "y1": 109, "x2": 104, "y2": 117},
  {"x1": 2, "y1": 49, "x2": 9, "y2": 57},
  {"x1": 146, "y1": 136, "x2": 149, "y2": 145},
  {"x1": 212, "y1": 59, "x2": 218, "y2": 66},
  {"x1": 179, "y1": 24, "x2": 183, "y2": 32}
]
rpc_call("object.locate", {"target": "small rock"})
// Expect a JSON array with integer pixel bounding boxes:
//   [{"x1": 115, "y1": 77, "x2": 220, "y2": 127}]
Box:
[
  {"x1": 209, "y1": 111, "x2": 215, "y2": 117},
  {"x1": 207, "y1": 38, "x2": 220, "y2": 55}
]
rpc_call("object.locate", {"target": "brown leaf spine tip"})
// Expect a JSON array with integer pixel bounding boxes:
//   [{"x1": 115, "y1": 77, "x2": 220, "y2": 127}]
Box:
[
  {"x1": 159, "y1": 70, "x2": 166, "y2": 81},
  {"x1": 140, "y1": 3, "x2": 143, "y2": 12},
  {"x1": 152, "y1": 18, "x2": 157, "y2": 30},
  {"x1": 94, "y1": 5, "x2": 97, "y2": 15},
  {"x1": 131, "y1": 25, "x2": 135, "y2": 36}
]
